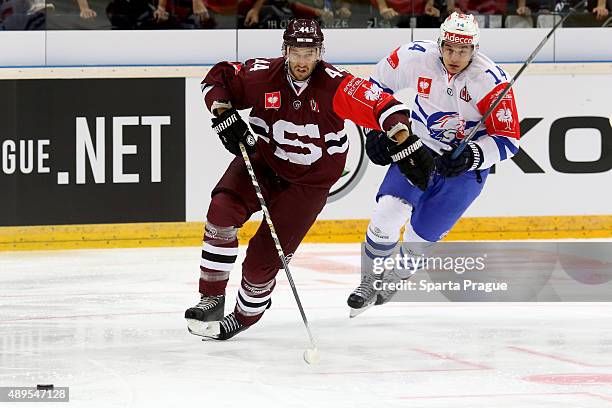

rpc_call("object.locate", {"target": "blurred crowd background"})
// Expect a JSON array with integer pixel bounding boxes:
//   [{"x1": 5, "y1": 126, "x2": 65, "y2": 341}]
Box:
[{"x1": 1, "y1": 0, "x2": 610, "y2": 31}]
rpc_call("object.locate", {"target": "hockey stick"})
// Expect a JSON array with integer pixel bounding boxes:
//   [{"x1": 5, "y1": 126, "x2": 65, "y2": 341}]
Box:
[
  {"x1": 238, "y1": 142, "x2": 320, "y2": 364},
  {"x1": 450, "y1": 0, "x2": 588, "y2": 159}
]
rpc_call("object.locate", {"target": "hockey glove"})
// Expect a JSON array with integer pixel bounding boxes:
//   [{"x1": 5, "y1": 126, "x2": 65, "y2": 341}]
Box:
[
  {"x1": 389, "y1": 134, "x2": 434, "y2": 191},
  {"x1": 211, "y1": 108, "x2": 257, "y2": 156},
  {"x1": 364, "y1": 129, "x2": 394, "y2": 166},
  {"x1": 436, "y1": 142, "x2": 483, "y2": 178}
]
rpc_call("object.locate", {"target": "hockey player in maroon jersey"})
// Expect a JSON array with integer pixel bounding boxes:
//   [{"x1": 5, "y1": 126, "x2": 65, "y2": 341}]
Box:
[{"x1": 184, "y1": 18, "x2": 434, "y2": 340}]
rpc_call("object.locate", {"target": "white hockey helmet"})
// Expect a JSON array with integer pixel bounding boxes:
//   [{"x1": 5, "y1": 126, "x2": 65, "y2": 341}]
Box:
[{"x1": 438, "y1": 12, "x2": 480, "y2": 55}]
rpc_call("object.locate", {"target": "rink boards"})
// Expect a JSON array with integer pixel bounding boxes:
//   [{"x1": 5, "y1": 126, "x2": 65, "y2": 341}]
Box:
[
  {"x1": 0, "y1": 63, "x2": 611, "y2": 249},
  {"x1": 2, "y1": 27, "x2": 612, "y2": 66}
]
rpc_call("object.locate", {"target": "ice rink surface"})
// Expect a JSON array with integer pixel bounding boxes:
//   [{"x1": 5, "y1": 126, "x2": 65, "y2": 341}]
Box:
[{"x1": 2, "y1": 243, "x2": 612, "y2": 408}]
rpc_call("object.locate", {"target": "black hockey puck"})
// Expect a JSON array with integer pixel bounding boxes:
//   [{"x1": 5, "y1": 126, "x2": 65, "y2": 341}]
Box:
[{"x1": 37, "y1": 384, "x2": 54, "y2": 390}]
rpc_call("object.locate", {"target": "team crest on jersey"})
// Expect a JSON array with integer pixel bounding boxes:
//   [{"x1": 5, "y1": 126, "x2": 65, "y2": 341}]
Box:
[
  {"x1": 344, "y1": 77, "x2": 388, "y2": 109},
  {"x1": 310, "y1": 99, "x2": 319, "y2": 112},
  {"x1": 460, "y1": 85, "x2": 472, "y2": 102},
  {"x1": 364, "y1": 84, "x2": 382, "y2": 101},
  {"x1": 387, "y1": 47, "x2": 400, "y2": 69},
  {"x1": 265, "y1": 91, "x2": 281, "y2": 109},
  {"x1": 495, "y1": 106, "x2": 514, "y2": 130},
  {"x1": 427, "y1": 111, "x2": 465, "y2": 143},
  {"x1": 476, "y1": 85, "x2": 519, "y2": 138},
  {"x1": 417, "y1": 77, "x2": 432, "y2": 98}
]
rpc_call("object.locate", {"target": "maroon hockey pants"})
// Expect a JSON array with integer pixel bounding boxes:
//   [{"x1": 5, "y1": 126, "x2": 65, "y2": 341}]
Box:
[{"x1": 199, "y1": 153, "x2": 329, "y2": 326}]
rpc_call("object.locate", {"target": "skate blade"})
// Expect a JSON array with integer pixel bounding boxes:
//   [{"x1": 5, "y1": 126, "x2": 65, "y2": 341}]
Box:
[
  {"x1": 349, "y1": 301, "x2": 375, "y2": 318},
  {"x1": 186, "y1": 319, "x2": 221, "y2": 339}
]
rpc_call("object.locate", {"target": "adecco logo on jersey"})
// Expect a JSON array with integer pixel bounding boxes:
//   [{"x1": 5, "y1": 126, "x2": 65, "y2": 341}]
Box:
[{"x1": 443, "y1": 32, "x2": 474, "y2": 45}]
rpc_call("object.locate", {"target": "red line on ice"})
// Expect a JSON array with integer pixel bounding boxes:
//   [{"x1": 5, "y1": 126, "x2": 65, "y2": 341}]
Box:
[
  {"x1": 316, "y1": 368, "x2": 487, "y2": 375},
  {"x1": 524, "y1": 373, "x2": 612, "y2": 385},
  {"x1": 410, "y1": 347, "x2": 493, "y2": 370},
  {"x1": 398, "y1": 392, "x2": 612, "y2": 403},
  {"x1": 508, "y1": 346, "x2": 612, "y2": 367}
]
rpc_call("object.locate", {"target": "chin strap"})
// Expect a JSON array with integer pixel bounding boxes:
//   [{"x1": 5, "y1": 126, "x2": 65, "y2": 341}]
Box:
[{"x1": 285, "y1": 66, "x2": 312, "y2": 96}]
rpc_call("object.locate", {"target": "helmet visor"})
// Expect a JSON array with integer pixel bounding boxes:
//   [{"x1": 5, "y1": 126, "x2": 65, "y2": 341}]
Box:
[{"x1": 286, "y1": 46, "x2": 321, "y2": 65}]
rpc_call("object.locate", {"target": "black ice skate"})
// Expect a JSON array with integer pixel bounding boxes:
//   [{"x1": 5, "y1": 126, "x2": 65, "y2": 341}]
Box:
[
  {"x1": 199, "y1": 312, "x2": 250, "y2": 341},
  {"x1": 185, "y1": 294, "x2": 225, "y2": 337},
  {"x1": 347, "y1": 273, "x2": 381, "y2": 318},
  {"x1": 375, "y1": 269, "x2": 404, "y2": 306}
]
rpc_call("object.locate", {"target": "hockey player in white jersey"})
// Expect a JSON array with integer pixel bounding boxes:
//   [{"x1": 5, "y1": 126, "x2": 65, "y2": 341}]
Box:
[{"x1": 347, "y1": 12, "x2": 521, "y2": 316}]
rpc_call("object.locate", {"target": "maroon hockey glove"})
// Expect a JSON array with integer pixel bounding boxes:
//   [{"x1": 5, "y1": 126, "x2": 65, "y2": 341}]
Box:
[
  {"x1": 436, "y1": 142, "x2": 483, "y2": 178},
  {"x1": 211, "y1": 108, "x2": 257, "y2": 156},
  {"x1": 389, "y1": 134, "x2": 434, "y2": 191}
]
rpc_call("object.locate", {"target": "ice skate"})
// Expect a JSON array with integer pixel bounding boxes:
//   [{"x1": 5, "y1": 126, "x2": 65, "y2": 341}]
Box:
[
  {"x1": 347, "y1": 272, "x2": 381, "y2": 318},
  {"x1": 185, "y1": 294, "x2": 225, "y2": 337},
  {"x1": 199, "y1": 312, "x2": 250, "y2": 341},
  {"x1": 375, "y1": 269, "x2": 404, "y2": 306}
]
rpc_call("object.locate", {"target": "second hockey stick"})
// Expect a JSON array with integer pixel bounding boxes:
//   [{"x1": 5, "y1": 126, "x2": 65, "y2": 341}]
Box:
[
  {"x1": 451, "y1": 0, "x2": 588, "y2": 159},
  {"x1": 238, "y1": 142, "x2": 320, "y2": 364}
]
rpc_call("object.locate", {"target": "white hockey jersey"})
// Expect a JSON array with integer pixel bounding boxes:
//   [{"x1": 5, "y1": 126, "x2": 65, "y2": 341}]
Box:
[{"x1": 371, "y1": 41, "x2": 520, "y2": 170}]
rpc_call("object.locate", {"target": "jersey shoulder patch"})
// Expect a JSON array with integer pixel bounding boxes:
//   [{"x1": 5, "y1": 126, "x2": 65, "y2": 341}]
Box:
[
  {"x1": 386, "y1": 46, "x2": 401, "y2": 69},
  {"x1": 387, "y1": 41, "x2": 435, "y2": 68}
]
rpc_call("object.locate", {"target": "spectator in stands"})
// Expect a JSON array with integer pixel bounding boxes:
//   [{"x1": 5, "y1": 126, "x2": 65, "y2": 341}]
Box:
[
  {"x1": 106, "y1": 0, "x2": 158, "y2": 29},
  {"x1": 151, "y1": 0, "x2": 235, "y2": 28},
  {"x1": 242, "y1": 0, "x2": 357, "y2": 27},
  {"x1": 0, "y1": 0, "x2": 48, "y2": 29},
  {"x1": 451, "y1": 0, "x2": 507, "y2": 27},
  {"x1": 326, "y1": 0, "x2": 373, "y2": 27},
  {"x1": 153, "y1": 0, "x2": 169, "y2": 21},
  {"x1": 44, "y1": 0, "x2": 113, "y2": 29},
  {"x1": 590, "y1": 0, "x2": 609, "y2": 19},
  {"x1": 453, "y1": 0, "x2": 508, "y2": 15},
  {"x1": 372, "y1": 0, "x2": 451, "y2": 27},
  {"x1": 154, "y1": 0, "x2": 208, "y2": 24},
  {"x1": 507, "y1": 0, "x2": 538, "y2": 27},
  {"x1": 153, "y1": 0, "x2": 209, "y2": 24},
  {"x1": 77, "y1": 0, "x2": 96, "y2": 18},
  {"x1": 289, "y1": 0, "x2": 336, "y2": 25},
  {"x1": 242, "y1": 0, "x2": 261, "y2": 25},
  {"x1": 554, "y1": 0, "x2": 607, "y2": 19},
  {"x1": 205, "y1": 0, "x2": 238, "y2": 27},
  {"x1": 516, "y1": 0, "x2": 533, "y2": 16},
  {"x1": 530, "y1": 0, "x2": 609, "y2": 25},
  {"x1": 240, "y1": 0, "x2": 375, "y2": 28},
  {"x1": 240, "y1": 0, "x2": 293, "y2": 28},
  {"x1": 335, "y1": 1, "x2": 352, "y2": 19}
]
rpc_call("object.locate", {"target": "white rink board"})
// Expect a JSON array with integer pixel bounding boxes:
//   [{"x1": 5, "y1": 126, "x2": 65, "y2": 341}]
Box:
[
  {"x1": 2, "y1": 28, "x2": 612, "y2": 67},
  {"x1": 0, "y1": 31, "x2": 46, "y2": 67},
  {"x1": 185, "y1": 69, "x2": 612, "y2": 221},
  {"x1": 45, "y1": 30, "x2": 236, "y2": 66}
]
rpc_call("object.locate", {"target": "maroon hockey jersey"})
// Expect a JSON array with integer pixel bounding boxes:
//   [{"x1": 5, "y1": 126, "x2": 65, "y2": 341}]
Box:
[{"x1": 202, "y1": 57, "x2": 410, "y2": 189}]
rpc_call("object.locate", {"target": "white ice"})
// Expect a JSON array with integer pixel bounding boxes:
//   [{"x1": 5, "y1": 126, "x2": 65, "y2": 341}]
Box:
[{"x1": 1, "y1": 243, "x2": 612, "y2": 408}]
